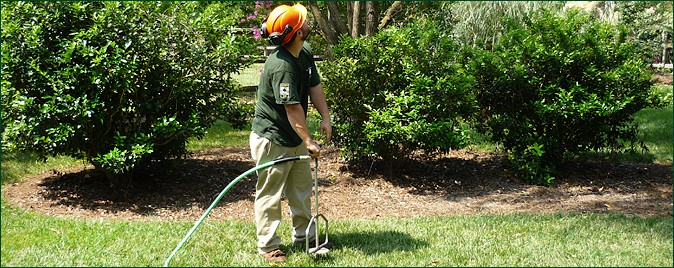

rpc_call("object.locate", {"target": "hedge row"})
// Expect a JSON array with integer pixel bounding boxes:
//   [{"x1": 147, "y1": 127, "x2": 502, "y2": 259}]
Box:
[{"x1": 322, "y1": 10, "x2": 656, "y2": 184}]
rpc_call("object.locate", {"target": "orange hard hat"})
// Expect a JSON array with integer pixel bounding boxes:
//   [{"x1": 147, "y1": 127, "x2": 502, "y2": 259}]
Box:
[{"x1": 262, "y1": 3, "x2": 307, "y2": 45}]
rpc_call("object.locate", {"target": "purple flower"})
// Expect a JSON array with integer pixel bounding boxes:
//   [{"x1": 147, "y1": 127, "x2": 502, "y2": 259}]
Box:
[{"x1": 253, "y1": 28, "x2": 261, "y2": 40}]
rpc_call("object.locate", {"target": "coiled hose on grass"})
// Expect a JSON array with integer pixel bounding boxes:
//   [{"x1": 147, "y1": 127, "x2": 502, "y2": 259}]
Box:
[{"x1": 163, "y1": 155, "x2": 311, "y2": 267}]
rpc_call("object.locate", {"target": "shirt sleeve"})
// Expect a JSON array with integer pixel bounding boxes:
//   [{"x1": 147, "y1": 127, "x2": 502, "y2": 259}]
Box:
[
  {"x1": 271, "y1": 71, "x2": 300, "y2": 105},
  {"x1": 309, "y1": 60, "x2": 321, "y2": 87}
]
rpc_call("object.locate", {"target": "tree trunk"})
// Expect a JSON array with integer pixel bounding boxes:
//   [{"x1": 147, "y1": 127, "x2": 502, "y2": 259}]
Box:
[
  {"x1": 365, "y1": 1, "x2": 378, "y2": 37},
  {"x1": 351, "y1": 1, "x2": 361, "y2": 37},
  {"x1": 308, "y1": 1, "x2": 339, "y2": 45},
  {"x1": 347, "y1": 2, "x2": 353, "y2": 34},
  {"x1": 378, "y1": 1, "x2": 403, "y2": 30},
  {"x1": 326, "y1": 1, "x2": 349, "y2": 37},
  {"x1": 309, "y1": 1, "x2": 404, "y2": 45},
  {"x1": 663, "y1": 30, "x2": 669, "y2": 64}
]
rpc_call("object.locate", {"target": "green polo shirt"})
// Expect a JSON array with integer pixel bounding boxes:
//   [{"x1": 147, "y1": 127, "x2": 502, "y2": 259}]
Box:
[{"x1": 252, "y1": 43, "x2": 321, "y2": 147}]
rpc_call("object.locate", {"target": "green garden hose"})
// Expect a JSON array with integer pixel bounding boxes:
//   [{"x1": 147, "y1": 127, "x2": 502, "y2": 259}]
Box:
[{"x1": 163, "y1": 155, "x2": 311, "y2": 267}]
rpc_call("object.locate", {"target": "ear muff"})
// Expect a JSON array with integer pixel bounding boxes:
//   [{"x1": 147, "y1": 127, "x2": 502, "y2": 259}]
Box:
[
  {"x1": 267, "y1": 24, "x2": 293, "y2": 46},
  {"x1": 260, "y1": 20, "x2": 270, "y2": 39}
]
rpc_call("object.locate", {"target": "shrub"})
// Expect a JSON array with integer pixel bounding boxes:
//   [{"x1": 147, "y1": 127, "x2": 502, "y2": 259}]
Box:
[
  {"x1": 468, "y1": 9, "x2": 655, "y2": 184},
  {"x1": 321, "y1": 21, "x2": 477, "y2": 173},
  {"x1": 1, "y1": 2, "x2": 256, "y2": 188}
]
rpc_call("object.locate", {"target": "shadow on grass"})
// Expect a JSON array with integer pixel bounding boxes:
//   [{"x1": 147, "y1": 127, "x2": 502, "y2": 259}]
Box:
[{"x1": 329, "y1": 230, "x2": 429, "y2": 255}]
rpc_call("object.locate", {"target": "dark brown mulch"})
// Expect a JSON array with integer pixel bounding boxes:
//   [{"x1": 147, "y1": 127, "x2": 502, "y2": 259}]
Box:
[{"x1": 3, "y1": 146, "x2": 671, "y2": 222}]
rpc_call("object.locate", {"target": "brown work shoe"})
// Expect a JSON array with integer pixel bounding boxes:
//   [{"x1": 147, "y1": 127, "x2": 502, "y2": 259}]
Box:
[{"x1": 262, "y1": 249, "x2": 287, "y2": 262}]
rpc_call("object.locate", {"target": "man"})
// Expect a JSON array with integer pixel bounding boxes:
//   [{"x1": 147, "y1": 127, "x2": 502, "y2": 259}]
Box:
[{"x1": 250, "y1": 3, "x2": 332, "y2": 262}]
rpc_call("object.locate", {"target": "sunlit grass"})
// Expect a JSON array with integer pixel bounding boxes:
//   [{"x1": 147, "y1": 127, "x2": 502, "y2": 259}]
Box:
[
  {"x1": 1, "y1": 153, "x2": 82, "y2": 184},
  {"x1": 186, "y1": 121, "x2": 250, "y2": 151},
  {"x1": 2, "y1": 204, "x2": 671, "y2": 267},
  {"x1": 230, "y1": 63, "x2": 264, "y2": 87}
]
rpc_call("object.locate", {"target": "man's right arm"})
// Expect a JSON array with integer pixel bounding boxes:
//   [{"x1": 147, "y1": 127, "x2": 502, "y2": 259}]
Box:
[{"x1": 285, "y1": 103, "x2": 321, "y2": 157}]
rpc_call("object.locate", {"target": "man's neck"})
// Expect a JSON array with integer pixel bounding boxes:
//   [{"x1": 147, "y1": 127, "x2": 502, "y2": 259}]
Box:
[{"x1": 284, "y1": 40, "x2": 303, "y2": 58}]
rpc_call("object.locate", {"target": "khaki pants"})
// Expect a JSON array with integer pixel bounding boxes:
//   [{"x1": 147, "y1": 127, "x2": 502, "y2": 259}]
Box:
[{"x1": 249, "y1": 132, "x2": 315, "y2": 254}]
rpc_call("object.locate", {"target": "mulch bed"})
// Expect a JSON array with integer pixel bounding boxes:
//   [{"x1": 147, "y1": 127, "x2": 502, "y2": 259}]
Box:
[{"x1": 3, "y1": 146, "x2": 671, "y2": 221}]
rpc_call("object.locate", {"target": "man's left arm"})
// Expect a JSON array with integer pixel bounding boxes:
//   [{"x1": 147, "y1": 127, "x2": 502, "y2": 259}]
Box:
[{"x1": 309, "y1": 83, "x2": 332, "y2": 144}]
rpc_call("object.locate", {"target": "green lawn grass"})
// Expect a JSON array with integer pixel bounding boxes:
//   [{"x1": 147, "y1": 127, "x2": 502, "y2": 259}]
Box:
[
  {"x1": 1, "y1": 153, "x2": 81, "y2": 184},
  {"x1": 230, "y1": 63, "x2": 264, "y2": 87},
  {"x1": 2, "y1": 203, "x2": 671, "y2": 266},
  {"x1": 186, "y1": 121, "x2": 250, "y2": 151}
]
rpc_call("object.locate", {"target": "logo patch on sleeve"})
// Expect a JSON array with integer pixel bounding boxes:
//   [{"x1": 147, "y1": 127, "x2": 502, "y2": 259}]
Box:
[{"x1": 280, "y1": 83, "x2": 290, "y2": 101}]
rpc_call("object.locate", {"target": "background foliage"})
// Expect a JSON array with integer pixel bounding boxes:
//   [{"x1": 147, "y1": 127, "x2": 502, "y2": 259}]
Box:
[
  {"x1": 446, "y1": 1, "x2": 565, "y2": 51},
  {"x1": 615, "y1": 1, "x2": 673, "y2": 64}
]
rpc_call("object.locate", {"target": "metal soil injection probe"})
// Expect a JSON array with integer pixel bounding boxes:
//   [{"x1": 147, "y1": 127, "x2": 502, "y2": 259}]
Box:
[{"x1": 306, "y1": 157, "x2": 330, "y2": 255}]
